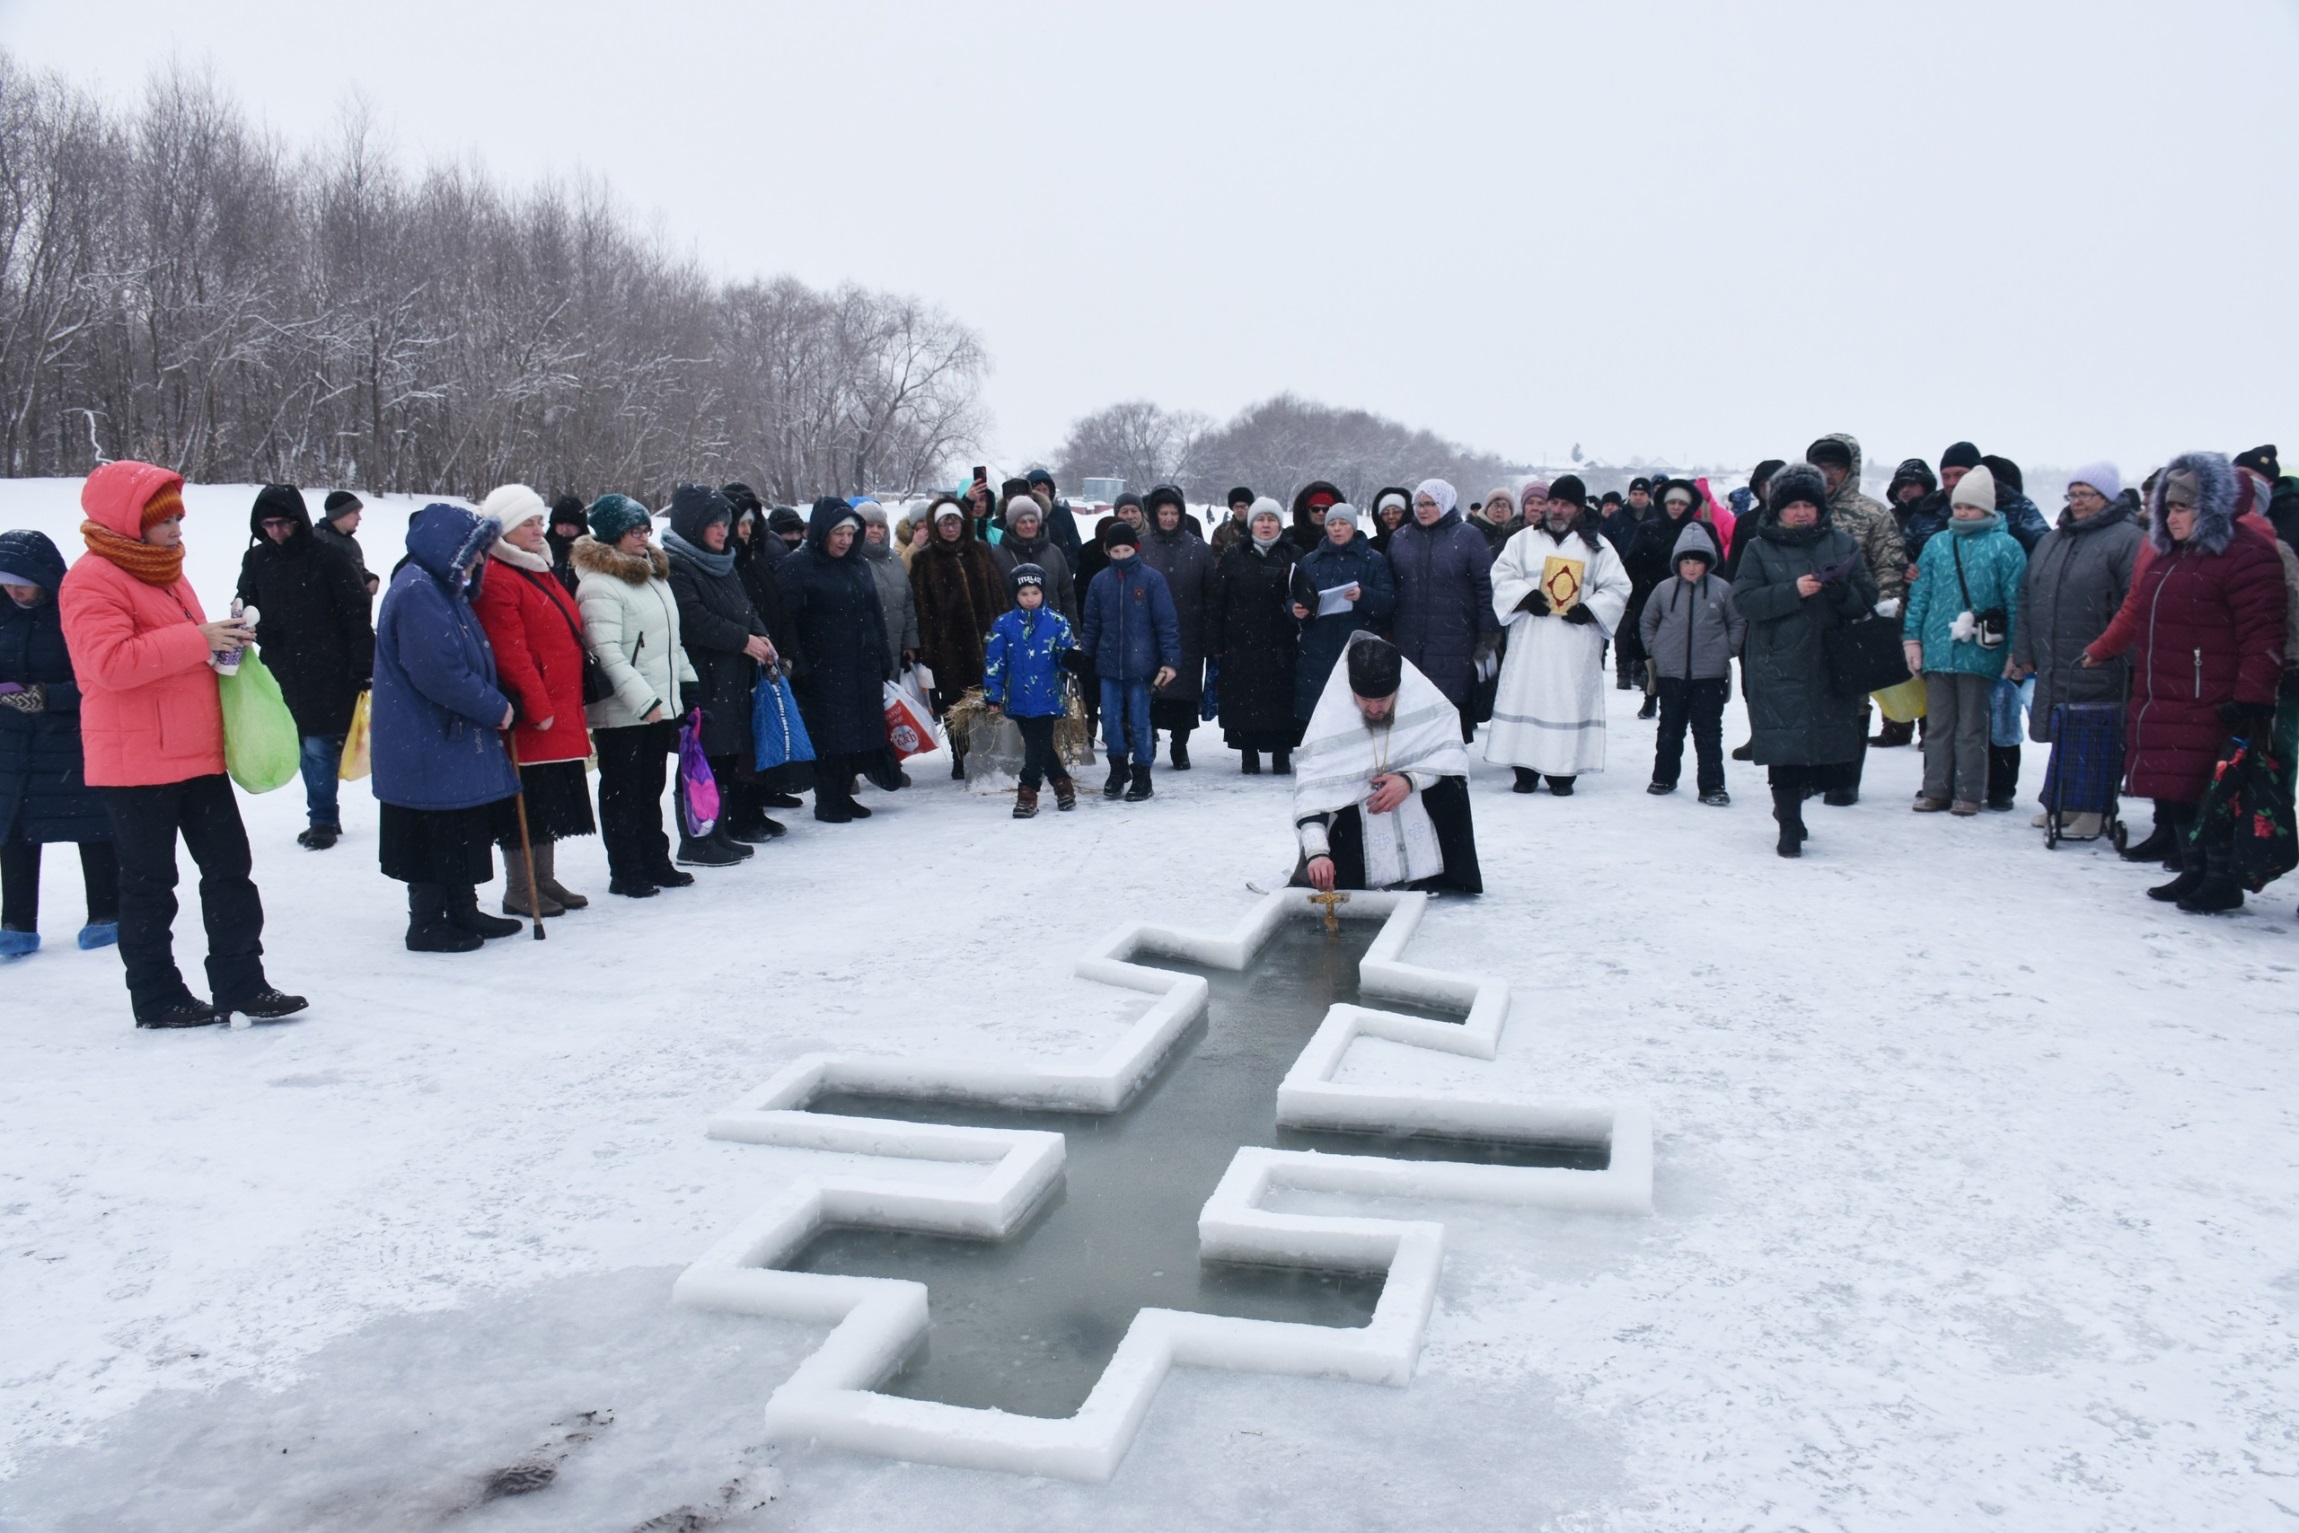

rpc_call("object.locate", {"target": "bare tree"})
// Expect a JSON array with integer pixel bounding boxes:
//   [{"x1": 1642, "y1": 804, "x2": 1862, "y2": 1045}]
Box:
[{"x1": 0, "y1": 50, "x2": 989, "y2": 501}]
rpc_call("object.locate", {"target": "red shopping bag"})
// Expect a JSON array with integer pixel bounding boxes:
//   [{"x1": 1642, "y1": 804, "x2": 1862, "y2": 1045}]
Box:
[{"x1": 883, "y1": 679, "x2": 938, "y2": 761}]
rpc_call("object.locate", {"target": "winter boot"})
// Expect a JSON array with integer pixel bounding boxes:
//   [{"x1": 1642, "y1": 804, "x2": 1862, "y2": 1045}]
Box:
[
  {"x1": 2148, "y1": 829, "x2": 2207, "y2": 903},
  {"x1": 1241, "y1": 750, "x2": 1261, "y2": 775},
  {"x1": 1170, "y1": 734, "x2": 1191, "y2": 770},
  {"x1": 648, "y1": 861, "x2": 696, "y2": 888},
  {"x1": 1104, "y1": 756, "x2": 1129, "y2": 800},
  {"x1": 502, "y1": 850, "x2": 564, "y2": 918},
  {"x1": 1125, "y1": 764, "x2": 1154, "y2": 802},
  {"x1": 714, "y1": 823, "x2": 757, "y2": 858},
  {"x1": 447, "y1": 884, "x2": 523, "y2": 939},
  {"x1": 1871, "y1": 717, "x2": 1914, "y2": 748},
  {"x1": 136, "y1": 996, "x2": 227, "y2": 1028},
  {"x1": 2176, "y1": 837, "x2": 2245, "y2": 914},
  {"x1": 1013, "y1": 785, "x2": 1040, "y2": 819},
  {"x1": 296, "y1": 824, "x2": 339, "y2": 850},
  {"x1": 1731, "y1": 740, "x2": 1755, "y2": 761},
  {"x1": 1771, "y1": 784, "x2": 1807, "y2": 858},
  {"x1": 676, "y1": 834, "x2": 744, "y2": 868},
  {"x1": 1271, "y1": 749, "x2": 1292, "y2": 774},
  {"x1": 1546, "y1": 776, "x2": 1576, "y2": 796},
  {"x1": 2121, "y1": 805, "x2": 2179, "y2": 865},
  {"x1": 227, "y1": 986, "x2": 310, "y2": 1021},
  {"x1": 532, "y1": 840, "x2": 587, "y2": 910},
  {"x1": 407, "y1": 883, "x2": 483, "y2": 952},
  {"x1": 1699, "y1": 789, "x2": 1731, "y2": 807},
  {"x1": 1051, "y1": 773, "x2": 1078, "y2": 811},
  {"x1": 1513, "y1": 767, "x2": 1541, "y2": 794},
  {"x1": 1636, "y1": 694, "x2": 1658, "y2": 721}
]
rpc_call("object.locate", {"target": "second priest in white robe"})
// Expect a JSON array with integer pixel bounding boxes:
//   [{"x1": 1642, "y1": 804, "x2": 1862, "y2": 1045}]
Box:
[{"x1": 1485, "y1": 496, "x2": 1633, "y2": 783}]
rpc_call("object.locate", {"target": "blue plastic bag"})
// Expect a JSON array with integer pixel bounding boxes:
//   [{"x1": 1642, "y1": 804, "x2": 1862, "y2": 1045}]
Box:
[
  {"x1": 1200, "y1": 657, "x2": 1220, "y2": 723},
  {"x1": 751, "y1": 670, "x2": 816, "y2": 771},
  {"x1": 1989, "y1": 675, "x2": 2034, "y2": 748}
]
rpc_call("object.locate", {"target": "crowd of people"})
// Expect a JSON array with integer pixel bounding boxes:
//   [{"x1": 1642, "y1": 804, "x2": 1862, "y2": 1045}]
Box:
[{"x1": 2, "y1": 437, "x2": 2293, "y2": 1026}]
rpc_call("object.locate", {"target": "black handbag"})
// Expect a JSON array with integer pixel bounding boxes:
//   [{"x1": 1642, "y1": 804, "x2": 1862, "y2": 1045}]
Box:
[
  {"x1": 1823, "y1": 609, "x2": 1912, "y2": 696},
  {"x1": 524, "y1": 568, "x2": 612, "y2": 705}
]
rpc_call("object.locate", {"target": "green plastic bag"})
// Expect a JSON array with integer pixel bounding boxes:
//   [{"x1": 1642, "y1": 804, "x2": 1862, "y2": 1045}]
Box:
[{"x1": 216, "y1": 650, "x2": 301, "y2": 793}]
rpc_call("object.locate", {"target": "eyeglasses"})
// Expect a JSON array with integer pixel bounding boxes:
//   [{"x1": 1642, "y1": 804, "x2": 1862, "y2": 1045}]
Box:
[
  {"x1": 260, "y1": 517, "x2": 298, "y2": 530},
  {"x1": 2066, "y1": 487, "x2": 2105, "y2": 502}
]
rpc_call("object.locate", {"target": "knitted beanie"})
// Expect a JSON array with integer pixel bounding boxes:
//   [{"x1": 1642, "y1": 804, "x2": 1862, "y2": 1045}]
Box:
[
  {"x1": 586, "y1": 493, "x2": 652, "y2": 544},
  {"x1": 1950, "y1": 464, "x2": 1998, "y2": 513}
]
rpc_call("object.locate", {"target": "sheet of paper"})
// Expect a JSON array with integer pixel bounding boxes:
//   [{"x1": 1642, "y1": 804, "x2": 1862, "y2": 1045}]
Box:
[{"x1": 1316, "y1": 584, "x2": 1357, "y2": 617}]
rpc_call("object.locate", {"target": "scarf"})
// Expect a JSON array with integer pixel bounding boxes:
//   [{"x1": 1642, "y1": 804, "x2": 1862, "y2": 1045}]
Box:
[
  {"x1": 1251, "y1": 526, "x2": 1283, "y2": 550},
  {"x1": 81, "y1": 521, "x2": 185, "y2": 587},
  {"x1": 663, "y1": 526, "x2": 736, "y2": 576},
  {"x1": 487, "y1": 538, "x2": 551, "y2": 572}
]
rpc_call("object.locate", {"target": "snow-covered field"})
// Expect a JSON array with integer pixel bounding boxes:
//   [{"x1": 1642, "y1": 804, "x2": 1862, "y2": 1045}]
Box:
[{"x1": 2, "y1": 479, "x2": 2296, "y2": 1530}]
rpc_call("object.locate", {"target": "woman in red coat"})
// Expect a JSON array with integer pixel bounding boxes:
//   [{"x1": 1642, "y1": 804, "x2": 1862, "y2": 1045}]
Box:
[
  {"x1": 473, "y1": 485, "x2": 597, "y2": 916},
  {"x1": 2084, "y1": 451, "x2": 2287, "y2": 912}
]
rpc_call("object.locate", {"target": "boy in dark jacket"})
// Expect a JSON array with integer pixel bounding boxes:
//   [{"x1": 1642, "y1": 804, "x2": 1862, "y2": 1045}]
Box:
[
  {"x1": 1077, "y1": 521, "x2": 1179, "y2": 802},
  {"x1": 983, "y1": 563, "x2": 1077, "y2": 817},
  {"x1": 1638, "y1": 524, "x2": 1745, "y2": 804}
]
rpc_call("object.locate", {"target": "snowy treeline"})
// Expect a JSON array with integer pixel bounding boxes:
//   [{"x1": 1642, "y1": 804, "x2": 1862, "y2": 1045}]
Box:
[
  {"x1": 0, "y1": 54, "x2": 987, "y2": 500},
  {"x1": 1054, "y1": 394, "x2": 1527, "y2": 505}
]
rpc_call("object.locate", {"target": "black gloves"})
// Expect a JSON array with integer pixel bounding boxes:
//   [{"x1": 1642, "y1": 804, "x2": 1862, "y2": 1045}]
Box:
[
  {"x1": 1516, "y1": 590, "x2": 1550, "y2": 617},
  {"x1": 1058, "y1": 648, "x2": 1089, "y2": 675},
  {"x1": 679, "y1": 685, "x2": 701, "y2": 714},
  {"x1": 2218, "y1": 701, "x2": 2275, "y2": 739},
  {"x1": 0, "y1": 683, "x2": 45, "y2": 714},
  {"x1": 1562, "y1": 604, "x2": 1598, "y2": 626}
]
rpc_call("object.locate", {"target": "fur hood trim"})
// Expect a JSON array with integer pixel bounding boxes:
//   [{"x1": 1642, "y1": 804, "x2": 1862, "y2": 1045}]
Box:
[
  {"x1": 2147, "y1": 450, "x2": 2238, "y2": 556},
  {"x1": 571, "y1": 534, "x2": 670, "y2": 585}
]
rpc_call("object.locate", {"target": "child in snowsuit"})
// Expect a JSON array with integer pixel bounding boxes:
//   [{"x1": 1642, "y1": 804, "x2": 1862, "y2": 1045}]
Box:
[
  {"x1": 983, "y1": 563, "x2": 1077, "y2": 817},
  {"x1": 1638, "y1": 523, "x2": 1746, "y2": 804}
]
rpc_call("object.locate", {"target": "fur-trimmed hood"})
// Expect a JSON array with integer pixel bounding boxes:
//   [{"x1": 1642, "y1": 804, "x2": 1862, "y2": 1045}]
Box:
[
  {"x1": 2147, "y1": 450, "x2": 2239, "y2": 555},
  {"x1": 404, "y1": 504, "x2": 502, "y2": 592},
  {"x1": 570, "y1": 533, "x2": 670, "y2": 585}
]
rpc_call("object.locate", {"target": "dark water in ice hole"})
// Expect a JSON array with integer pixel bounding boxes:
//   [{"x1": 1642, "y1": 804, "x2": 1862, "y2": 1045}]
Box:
[{"x1": 789, "y1": 921, "x2": 1610, "y2": 1419}]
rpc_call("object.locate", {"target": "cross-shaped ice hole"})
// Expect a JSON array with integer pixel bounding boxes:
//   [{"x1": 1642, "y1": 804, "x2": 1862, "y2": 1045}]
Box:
[
  {"x1": 786, "y1": 919, "x2": 1597, "y2": 1418},
  {"x1": 677, "y1": 890, "x2": 1654, "y2": 1481}
]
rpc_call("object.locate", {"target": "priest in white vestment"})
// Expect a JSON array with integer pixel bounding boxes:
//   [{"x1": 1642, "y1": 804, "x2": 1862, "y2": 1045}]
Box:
[
  {"x1": 1485, "y1": 479, "x2": 1633, "y2": 794},
  {"x1": 1291, "y1": 633, "x2": 1482, "y2": 894}
]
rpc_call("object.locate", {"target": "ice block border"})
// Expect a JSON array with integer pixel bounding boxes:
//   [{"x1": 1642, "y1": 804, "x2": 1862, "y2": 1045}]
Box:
[{"x1": 674, "y1": 888, "x2": 1653, "y2": 1482}]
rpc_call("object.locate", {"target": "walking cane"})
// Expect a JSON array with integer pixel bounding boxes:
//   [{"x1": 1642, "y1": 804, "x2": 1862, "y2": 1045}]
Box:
[{"x1": 501, "y1": 728, "x2": 545, "y2": 941}]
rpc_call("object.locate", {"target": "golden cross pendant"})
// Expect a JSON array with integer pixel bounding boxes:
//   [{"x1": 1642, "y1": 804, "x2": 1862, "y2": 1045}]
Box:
[{"x1": 1309, "y1": 888, "x2": 1349, "y2": 934}]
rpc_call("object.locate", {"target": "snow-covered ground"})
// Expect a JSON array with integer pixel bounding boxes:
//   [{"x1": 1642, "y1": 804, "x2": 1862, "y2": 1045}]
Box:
[{"x1": 2, "y1": 479, "x2": 2296, "y2": 1530}]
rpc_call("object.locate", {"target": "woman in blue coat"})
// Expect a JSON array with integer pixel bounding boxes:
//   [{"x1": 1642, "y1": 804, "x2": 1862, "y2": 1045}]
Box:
[
  {"x1": 371, "y1": 504, "x2": 522, "y2": 952},
  {"x1": 1290, "y1": 505, "x2": 1397, "y2": 721},
  {"x1": 0, "y1": 529, "x2": 117, "y2": 956}
]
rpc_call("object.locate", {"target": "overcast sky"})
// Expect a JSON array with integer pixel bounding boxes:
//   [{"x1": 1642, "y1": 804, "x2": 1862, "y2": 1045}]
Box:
[{"x1": 6, "y1": 0, "x2": 2295, "y2": 478}]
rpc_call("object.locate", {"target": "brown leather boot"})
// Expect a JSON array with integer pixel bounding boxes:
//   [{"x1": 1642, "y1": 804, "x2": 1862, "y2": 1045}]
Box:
[
  {"x1": 1050, "y1": 775, "x2": 1077, "y2": 812},
  {"x1": 1013, "y1": 785, "x2": 1040, "y2": 819}
]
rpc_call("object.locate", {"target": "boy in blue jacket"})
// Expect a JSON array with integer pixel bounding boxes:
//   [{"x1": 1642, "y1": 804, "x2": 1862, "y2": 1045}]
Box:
[
  {"x1": 983, "y1": 563, "x2": 1077, "y2": 817},
  {"x1": 1077, "y1": 520, "x2": 1179, "y2": 802}
]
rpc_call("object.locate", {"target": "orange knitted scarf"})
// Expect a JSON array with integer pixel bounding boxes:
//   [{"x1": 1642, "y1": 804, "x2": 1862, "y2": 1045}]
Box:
[{"x1": 81, "y1": 520, "x2": 187, "y2": 587}]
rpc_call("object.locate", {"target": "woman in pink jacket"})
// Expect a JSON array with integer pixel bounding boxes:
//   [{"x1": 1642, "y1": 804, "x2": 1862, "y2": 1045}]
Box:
[{"x1": 57, "y1": 462, "x2": 306, "y2": 1027}]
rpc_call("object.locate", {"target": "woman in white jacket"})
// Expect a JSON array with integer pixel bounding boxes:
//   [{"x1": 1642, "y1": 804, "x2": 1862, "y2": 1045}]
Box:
[{"x1": 571, "y1": 495, "x2": 697, "y2": 898}]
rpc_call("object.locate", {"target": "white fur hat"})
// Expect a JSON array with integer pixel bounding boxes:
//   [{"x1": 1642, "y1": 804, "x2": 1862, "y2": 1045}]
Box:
[{"x1": 479, "y1": 483, "x2": 549, "y2": 533}]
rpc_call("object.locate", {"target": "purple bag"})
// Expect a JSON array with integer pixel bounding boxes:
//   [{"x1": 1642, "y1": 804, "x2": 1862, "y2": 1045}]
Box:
[{"x1": 677, "y1": 708, "x2": 720, "y2": 838}]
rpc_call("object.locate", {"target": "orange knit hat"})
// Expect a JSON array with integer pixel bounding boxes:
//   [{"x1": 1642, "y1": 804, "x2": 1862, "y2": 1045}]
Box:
[{"x1": 140, "y1": 485, "x2": 184, "y2": 529}]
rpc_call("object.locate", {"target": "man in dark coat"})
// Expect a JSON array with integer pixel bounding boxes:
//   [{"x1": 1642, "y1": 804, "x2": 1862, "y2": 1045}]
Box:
[
  {"x1": 1210, "y1": 485, "x2": 1257, "y2": 556},
  {"x1": 315, "y1": 491, "x2": 377, "y2": 596},
  {"x1": 543, "y1": 495, "x2": 591, "y2": 593},
  {"x1": 1138, "y1": 484, "x2": 1217, "y2": 768},
  {"x1": 663, "y1": 483, "x2": 780, "y2": 862},
  {"x1": 1024, "y1": 468, "x2": 1084, "y2": 569},
  {"x1": 777, "y1": 498, "x2": 898, "y2": 822},
  {"x1": 1386, "y1": 478, "x2": 1499, "y2": 739},
  {"x1": 235, "y1": 484, "x2": 374, "y2": 850},
  {"x1": 0, "y1": 529, "x2": 117, "y2": 954}
]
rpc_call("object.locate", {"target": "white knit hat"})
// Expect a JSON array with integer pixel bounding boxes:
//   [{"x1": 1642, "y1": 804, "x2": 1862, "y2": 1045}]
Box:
[
  {"x1": 1949, "y1": 463, "x2": 1997, "y2": 513},
  {"x1": 2066, "y1": 461, "x2": 2122, "y2": 501},
  {"x1": 478, "y1": 483, "x2": 549, "y2": 533}
]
